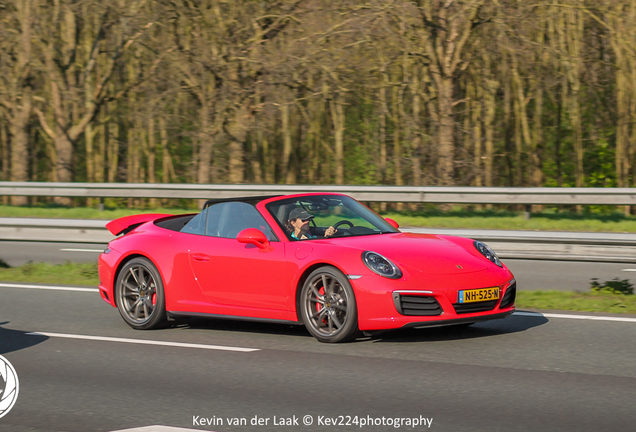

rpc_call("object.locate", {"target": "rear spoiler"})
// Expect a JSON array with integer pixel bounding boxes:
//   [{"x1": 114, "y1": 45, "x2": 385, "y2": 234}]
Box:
[{"x1": 106, "y1": 213, "x2": 173, "y2": 236}]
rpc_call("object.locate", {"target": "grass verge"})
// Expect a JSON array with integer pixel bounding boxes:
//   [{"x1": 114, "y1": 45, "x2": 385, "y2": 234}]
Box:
[
  {"x1": 0, "y1": 261, "x2": 99, "y2": 286},
  {"x1": 1, "y1": 262, "x2": 635, "y2": 315},
  {"x1": 381, "y1": 209, "x2": 636, "y2": 232},
  {"x1": 516, "y1": 291, "x2": 636, "y2": 314}
]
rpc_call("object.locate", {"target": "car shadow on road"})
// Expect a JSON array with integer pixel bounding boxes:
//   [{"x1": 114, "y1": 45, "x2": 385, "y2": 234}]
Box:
[
  {"x1": 171, "y1": 316, "x2": 313, "y2": 338},
  {"x1": 366, "y1": 313, "x2": 549, "y2": 343},
  {"x1": 0, "y1": 322, "x2": 49, "y2": 355},
  {"x1": 171, "y1": 313, "x2": 549, "y2": 344}
]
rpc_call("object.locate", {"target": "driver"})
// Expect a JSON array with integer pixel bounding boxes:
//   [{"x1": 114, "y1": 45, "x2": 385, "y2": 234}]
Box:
[{"x1": 286, "y1": 208, "x2": 337, "y2": 240}]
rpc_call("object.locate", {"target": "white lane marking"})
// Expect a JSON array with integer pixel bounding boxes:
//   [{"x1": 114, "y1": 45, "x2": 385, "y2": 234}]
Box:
[
  {"x1": 514, "y1": 311, "x2": 636, "y2": 323},
  {"x1": 109, "y1": 426, "x2": 205, "y2": 432},
  {"x1": 622, "y1": 269, "x2": 636, "y2": 272},
  {"x1": 60, "y1": 248, "x2": 103, "y2": 253},
  {"x1": 0, "y1": 282, "x2": 98, "y2": 292},
  {"x1": 26, "y1": 331, "x2": 260, "y2": 353}
]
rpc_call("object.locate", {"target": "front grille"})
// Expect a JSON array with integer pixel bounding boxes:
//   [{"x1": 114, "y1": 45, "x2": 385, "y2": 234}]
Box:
[
  {"x1": 453, "y1": 300, "x2": 498, "y2": 314},
  {"x1": 394, "y1": 294, "x2": 442, "y2": 316},
  {"x1": 499, "y1": 282, "x2": 516, "y2": 309}
]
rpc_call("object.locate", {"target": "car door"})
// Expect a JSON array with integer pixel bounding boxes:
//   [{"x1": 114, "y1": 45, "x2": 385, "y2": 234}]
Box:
[{"x1": 189, "y1": 202, "x2": 290, "y2": 312}]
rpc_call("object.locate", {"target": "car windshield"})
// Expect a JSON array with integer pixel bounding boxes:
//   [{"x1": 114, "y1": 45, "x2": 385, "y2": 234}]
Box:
[{"x1": 266, "y1": 195, "x2": 399, "y2": 240}]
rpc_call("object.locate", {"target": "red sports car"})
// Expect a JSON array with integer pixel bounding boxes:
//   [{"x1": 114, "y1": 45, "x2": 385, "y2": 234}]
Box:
[{"x1": 98, "y1": 193, "x2": 516, "y2": 343}]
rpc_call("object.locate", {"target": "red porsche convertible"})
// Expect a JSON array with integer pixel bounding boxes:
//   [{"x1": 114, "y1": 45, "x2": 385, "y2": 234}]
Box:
[{"x1": 98, "y1": 193, "x2": 516, "y2": 342}]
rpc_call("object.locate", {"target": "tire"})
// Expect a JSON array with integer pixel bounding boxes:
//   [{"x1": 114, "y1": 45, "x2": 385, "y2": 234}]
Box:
[
  {"x1": 300, "y1": 266, "x2": 359, "y2": 343},
  {"x1": 115, "y1": 257, "x2": 167, "y2": 330}
]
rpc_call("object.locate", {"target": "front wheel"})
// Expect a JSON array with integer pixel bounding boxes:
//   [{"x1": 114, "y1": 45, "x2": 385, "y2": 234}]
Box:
[
  {"x1": 115, "y1": 257, "x2": 167, "y2": 330},
  {"x1": 300, "y1": 267, "x2": 359, "y2": 343}
]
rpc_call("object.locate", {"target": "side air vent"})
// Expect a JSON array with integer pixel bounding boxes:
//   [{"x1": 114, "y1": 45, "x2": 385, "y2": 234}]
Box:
[
  {"x1": 393, "y1": 293, "x2": 443, "y2": 316},
  {"x1": 499, "y1": 282, "x2": 517, "y2": 309},
  {"x1": 453, "y1": 300, "x2": 498, "y2": 314}
]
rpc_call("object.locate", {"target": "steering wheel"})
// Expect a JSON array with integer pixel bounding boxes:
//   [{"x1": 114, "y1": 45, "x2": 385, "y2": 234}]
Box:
[{"x1": 333, "y1": 220, "x2": 354, "y2": 229}]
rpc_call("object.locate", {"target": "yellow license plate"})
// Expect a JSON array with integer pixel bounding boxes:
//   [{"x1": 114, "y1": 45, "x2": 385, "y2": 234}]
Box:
[{"x1": 458, "y1": 287, "x2": 500, "y2": 304}]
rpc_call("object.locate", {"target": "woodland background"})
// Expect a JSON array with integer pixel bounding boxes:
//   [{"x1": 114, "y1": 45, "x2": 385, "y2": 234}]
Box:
[{"x1": 2, "y1": 0, "x2": 636, "y2": 207}]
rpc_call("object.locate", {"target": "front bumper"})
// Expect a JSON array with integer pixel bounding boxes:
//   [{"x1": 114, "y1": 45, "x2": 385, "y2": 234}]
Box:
[
  {"x1": 351, "y1": 272, "x2": 516, "y2": 331},
  {"x1": 400, "y1": 310, "x2": 514, "y2": 329}
]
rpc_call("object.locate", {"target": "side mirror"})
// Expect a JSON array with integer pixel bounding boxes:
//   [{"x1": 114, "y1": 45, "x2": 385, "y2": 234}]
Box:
[
  {"x1": 385, "y1": 217, "x2": 399, "y2": 229},
  {"x1": 237, "y1": 228, "x2": 270, "y2": 249}
]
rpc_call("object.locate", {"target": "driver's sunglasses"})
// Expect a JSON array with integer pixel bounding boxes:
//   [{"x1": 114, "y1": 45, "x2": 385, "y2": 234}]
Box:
[{"x1": 301, "y1": 218, "x2": 312, "y2": 222}]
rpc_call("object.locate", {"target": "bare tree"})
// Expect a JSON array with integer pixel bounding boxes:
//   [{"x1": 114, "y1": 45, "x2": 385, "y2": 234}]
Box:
[
  {"x1": 416, "y1": 0, "x2": 487, "y2": 185},
  {"x1": 167, "y1": 0, "x2": 304, "y2": 186},
  {"x1": 0, "y1": 0, "x2": 36, "y2": 205},
  {"x1": 32, "y1": 0, "x2": 158, "y2": 203}
]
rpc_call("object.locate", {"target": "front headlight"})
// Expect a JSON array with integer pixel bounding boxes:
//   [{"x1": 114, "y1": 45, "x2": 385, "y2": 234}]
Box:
[
  {"x1": 362, "y1": 251, "x2": 402, "y2": 279},
  {"x1": 474, "y1": 240, "x2": 502, "y2": 267}
]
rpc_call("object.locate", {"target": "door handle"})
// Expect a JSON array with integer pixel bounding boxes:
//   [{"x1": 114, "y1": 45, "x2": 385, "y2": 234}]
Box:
[{"x1": 192, "y1": 254, "x2": 210, "y2": 262}]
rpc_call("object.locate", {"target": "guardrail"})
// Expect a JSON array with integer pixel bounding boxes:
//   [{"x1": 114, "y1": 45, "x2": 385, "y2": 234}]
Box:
[
  {"x1": 2, "y1": 181, "x2": 636, "y2": 205},
  {"x1": 0, "y1": 217, "x2": 113, "y2": 243},
  {"x1": 2, "y1": 218, "x2": 636, "y2": 263}
]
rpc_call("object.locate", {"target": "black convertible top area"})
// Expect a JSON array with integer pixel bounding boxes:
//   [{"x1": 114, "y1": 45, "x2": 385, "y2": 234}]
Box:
[
  {"x1": 156, "y1": 195, "x2": 281, "y2": 234},
  {"x1": 202, "y1": 195, "x2": 282, "y2": 209}
]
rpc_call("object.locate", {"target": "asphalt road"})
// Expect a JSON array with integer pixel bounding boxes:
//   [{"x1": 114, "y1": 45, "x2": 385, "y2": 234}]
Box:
[
  {"x1": 2, "y1": 240, "x2": 636, "y2": 292},
  {"x1": 0, "y1": 241, "x2": 107, "y2": 267},
  {"x1": 1, "y1": 283, "x2": 636, "y2": 432}
]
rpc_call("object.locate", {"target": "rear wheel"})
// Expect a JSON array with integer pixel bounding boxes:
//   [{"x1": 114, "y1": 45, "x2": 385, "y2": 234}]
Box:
[
  {"x1": 115, "y1": 257, "x2": 167, "y2": 330},
  {"x1": 300, "y1": 267, "x2": 359, "y2": 343}
]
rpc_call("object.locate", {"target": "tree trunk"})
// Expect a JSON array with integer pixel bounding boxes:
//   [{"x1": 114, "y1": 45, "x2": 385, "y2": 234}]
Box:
[
  {"x1": 531, "y1": 85, "x2": 544, "y2": 187},
  {"x1": 54, "y1": 131, "x2": 74, "y2": 184},
  {"x1": 310, "y1": 91, "x2": 323, "y2": 184},
  {"x1": 392, "y1": 70, "x2": 403, "y2": 187},
  {"x1": 565, "y1": 8, "x2": 585, "y2": 190},
  {"x1": 5, "y1": 0, "x2": 35, "y2": 206},
  {"x1": 226, "y1": 105, "x2": 250, "y2": 184},
  {"x1": 610, "y1": 11, "x2": 630, "y2": 191},
  {"x1": 501, "y1": 56, "x2": 514, "y2": 187},
  {"x1": 281, "y1": 102, "x2": 294, "y2": 184},
  {"x1": 483, "y1": 59, "x2": 498, "y2": 188},
  {"x1": 379, "y1": 71, "x2": 388, "y2": 183},
  {"x1": 531, "y1": 10, "x2": 546, "y2": 191},
  {"x1": 437, "y1": 77, "x2": 455, "y2": 185},
  {"x1": 197, "y1": 94, "x2": 214, "y2": 185},
  {"x1": 1, "y1": 125, "x2": 7, "y2": 181},
  {"x1": 147, "y1": 117, "x2": 157, "y2": 207},
  {"x1": 95, "y1": 111, "x2": 107, "y2": 183},
  {"x1": 1, "y1": 125, "x2": 8, "y2": 205},
  {"x1": 251, "y1": 90, "x2": 263, "y2": 184},
  {"x1": 107, "y1": 118, "x2": 119, "y2": 183},
  {"x1": 329, "y1": 91, "x2": 346, "y2": 185},
  {"x1": 9, "y1": 92, "x2": 32, "y2": 205},
  {"x1": 126, "y1": 122, "x2": 138, "y2": 208},
  {"x1": 419, "y1": 0, "x2": 485, "y2": 186},
  {"x1": 472, "y1": 81, "x2": 483, "y2": 187},
  {"x1": 410, "y1": 66, "x2": 422, "y2": 186}
]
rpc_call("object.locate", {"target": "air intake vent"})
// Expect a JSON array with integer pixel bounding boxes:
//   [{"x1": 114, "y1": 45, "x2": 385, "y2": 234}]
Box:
[
  {"x1": 453, "y1": 300, "x2": 498, "y2": 314},
  {"x1": 393, "y1": 293, "x2": 443, "y2": 316},
  {"x1": 499, "y1": 282, "x2": 516, "y2": 309}
]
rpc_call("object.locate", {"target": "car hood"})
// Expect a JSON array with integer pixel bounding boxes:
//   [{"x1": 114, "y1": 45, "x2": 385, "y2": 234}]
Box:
[{"x1": 321, "y1": 232, "x2": 489, "y2": 275}]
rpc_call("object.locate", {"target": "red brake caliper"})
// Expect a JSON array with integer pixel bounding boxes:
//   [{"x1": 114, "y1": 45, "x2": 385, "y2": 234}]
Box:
[{"x1": 318, "y1": 286, "x2": 327, "y2": 324}]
